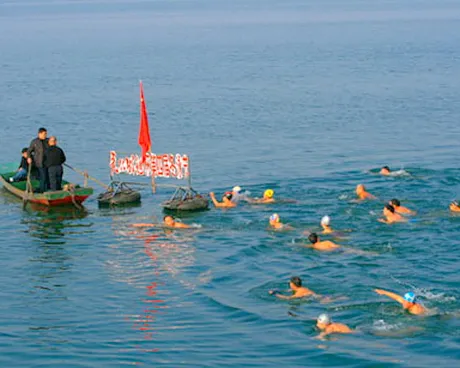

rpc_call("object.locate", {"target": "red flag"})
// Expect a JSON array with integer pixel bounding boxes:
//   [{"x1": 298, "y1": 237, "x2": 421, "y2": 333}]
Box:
[{"x1": 138, "y1": 81, "x2": 152, "y2": 163}]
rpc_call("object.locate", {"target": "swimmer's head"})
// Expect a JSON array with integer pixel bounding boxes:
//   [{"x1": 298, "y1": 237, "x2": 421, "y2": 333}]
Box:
[
  {"x1": 380, "y1": 166, "x2": 391, "y2": 175},
  {"x1": 269, "y1": 213, "x2": 280, "y2": 224},
  {"x1": 317, "y1": 313, "x2": 331, "y2": 329},
  {"x1": 390, "y1": 199, "x2": 400, "y2": 207},
  {"x1": 384, "y1": 204, "x2": 395, "y2": 215},
  {"x1": 321, "y1": 215, "x2": 331, "y2": 227},
  {"x1": 356, "y1": 184, "x2": 366, "y2": 194},
  {"x1": 290, "y1": 276, "x2": 302, "y2": 289},
  {"x1": 232, "y1": 186, "x2": 242, "y2": 194},
  {"x1": 451, "y1": 201, "x2": 459, "y2": 207},
  {"x1": 264, "y1": 189, "x2": 274, "y2": 199},
  {"x1": 308, "y1": 233, "x2": 319, "y2": 244},
  {"x1": 224, "y1": 192, "x2": 233, "y2": 201},
  {"x1": 163, "y1": 215, "x2": 175, "y2": 227},
  {"x1": 404, "y1": 292, "x2": 417, "y2": 303}
]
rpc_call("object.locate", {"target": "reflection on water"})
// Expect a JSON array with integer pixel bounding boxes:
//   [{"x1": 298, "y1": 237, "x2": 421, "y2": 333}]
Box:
[
  {"x1": 107, "y1": 220, "x2": 197, "y2": 353},
  {"x1": 8, "y1": 205, "x2": 96, "y2": 350},
  {"x1": 21, "y1": 204, "x2": 93, "y2": 243}
]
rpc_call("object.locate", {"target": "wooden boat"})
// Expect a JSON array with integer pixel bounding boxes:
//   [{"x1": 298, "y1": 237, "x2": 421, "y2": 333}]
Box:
[{"x1": 0, "y1": 171, "x2": 93, "y2": 207}]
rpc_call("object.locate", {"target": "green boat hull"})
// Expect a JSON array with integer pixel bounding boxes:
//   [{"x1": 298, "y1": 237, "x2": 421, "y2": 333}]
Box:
[{"x1": 0, "y1": 171, "x2": 93, "y2": 206}]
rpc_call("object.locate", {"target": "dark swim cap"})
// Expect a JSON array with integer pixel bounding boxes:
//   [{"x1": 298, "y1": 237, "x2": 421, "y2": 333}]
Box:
[
  {"x1": 390, "y1": 198, "x2": 400, "y2": 207},
  {"x1": 224, "y1": 192, "x2": 233, "y2": 200},
  {"x1": 290, "y1": 276, "x2": 302, "y2": 287},
  {"x1": 385, "y1": 204, "x2": 395, "y2": 213},
  {"x1": 308, "y1": 233, "x2": 318, "y2": 244}
]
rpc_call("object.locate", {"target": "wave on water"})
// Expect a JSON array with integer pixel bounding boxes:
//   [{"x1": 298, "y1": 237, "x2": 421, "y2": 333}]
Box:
[
  {"x1": 388, "y1": 169, "x2": 411, "y2": 177},
  {"x1": 414, "y1": 289, "x2": 456, "y2": 303},
  {"x1": 369, "y1": 319, "x2": 424, "y2": 337}
]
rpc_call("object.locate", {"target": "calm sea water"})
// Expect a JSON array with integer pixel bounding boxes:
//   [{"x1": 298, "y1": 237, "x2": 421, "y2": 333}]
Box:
[{"x1": 1, "y1": 0, "x2": 460, "y2": 366}]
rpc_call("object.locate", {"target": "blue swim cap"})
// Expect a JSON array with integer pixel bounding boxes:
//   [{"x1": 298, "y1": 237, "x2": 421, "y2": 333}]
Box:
[{"x1": 404, "y1": 292, "x2": 416, "y2": 303}]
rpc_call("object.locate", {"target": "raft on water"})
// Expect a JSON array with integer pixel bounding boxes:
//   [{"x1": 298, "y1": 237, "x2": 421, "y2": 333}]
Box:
[
  {"x1": 162, "y1": 186, "x2": 209, "y2": 212},
  {"x1": 0, "y1": 171, "x2": 93, "y2": 207},
  {"x1": 97, "y1": 181, "x2": 141, "y2": 206}
]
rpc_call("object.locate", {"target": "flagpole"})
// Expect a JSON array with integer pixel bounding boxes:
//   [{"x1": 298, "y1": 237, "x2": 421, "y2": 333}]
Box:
[
  {"x1": 150, "y1": 152, "x2": 156, "y2": 193},
  {"x1": 139, "y1": 80, "x2": 155, "y2": 193},
  {"x1": 187, "y1": 156, "x2": 192, "y2": 189}
]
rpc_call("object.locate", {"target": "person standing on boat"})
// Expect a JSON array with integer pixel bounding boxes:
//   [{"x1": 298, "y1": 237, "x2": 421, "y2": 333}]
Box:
[
  {"x1": 27, "y1": 127, "x2": 49, "y2": 192},
  {"x1": 44, "y1": 136, "x2": 66, "y2": 191}
]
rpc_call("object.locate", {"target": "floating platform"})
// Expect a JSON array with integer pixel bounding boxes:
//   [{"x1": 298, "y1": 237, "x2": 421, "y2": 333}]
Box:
[
  {"x1": 97, "y1": 181, "x2": 141, "y2": 206},
  {"x1": 162, "y1": 187, "x2": 209, "y2": 212}
]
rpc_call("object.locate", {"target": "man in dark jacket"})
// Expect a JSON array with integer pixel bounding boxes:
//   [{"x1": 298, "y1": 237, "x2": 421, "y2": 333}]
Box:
[
  {"x1": 27, "y1": 127, "x2": 49, "y2": 192},
  {"x1": 44, "y1": 136, "x2": 66, "y2": 191}
]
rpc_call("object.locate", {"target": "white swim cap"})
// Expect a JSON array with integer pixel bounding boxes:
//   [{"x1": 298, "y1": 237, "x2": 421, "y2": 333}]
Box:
[
  {"x1": 270, "y1": 213, "x2": 280, "y2": 222},
  {"x1": 317, "y1": 313, "x2": 331, "y2": 325},
  {"x1": 321, "y1": 215, "x2": 330, "y2": 226},
  {"x1": 232, "y1": 186, "x2": 242, "y2": 193}
]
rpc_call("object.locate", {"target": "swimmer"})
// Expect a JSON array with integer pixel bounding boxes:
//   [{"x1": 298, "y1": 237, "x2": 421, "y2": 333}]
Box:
[
  {"x1": 231, "y1": 186, "x2": 244, "y2": 203},
  {"x1": 268, "y1": 213, "x2": 293, "y2": 230},
  {"x1": 307, "y1": 233, "x2": 340, "y2": 251},
  {"x1": 131, "y1": 223, "x2": 156, "y2": 228},
  {"x1": 269, "y1": 276, "x2": 317, "y2": 299},
  {"x1": 389, "y1": 198, "x2": 416, "y2": 215},
  {"x1": 316, "y1": 313, "x2": 353, "y2": 339},
  {"x1": 374, "y1": 289, "x2": 427, "y2": 315},
  {"x1": 378, "y1": 204, "x2": 407, "y2": 224},
  {"x1": 320, "y1": 216, "x2": 334, "y2": 234},
  {"x1": 248, "y1": 189, "x2": 276, "y2": 204},
  {"x1": 209, "y1": 191, "x2": 237, "y2": 208},
  {"x1": 450, "y1": 201, "x2": 460, "y2": 212},
  {"x1": 132, "y1": 215, "x2": 192, "y2": 229},
  {"x1": 356, "y1": 184, "x2": 376, "y2": 200},
  {"x1": 380, "y1": 166, "x2": 391, "y2": 176},
  {"x1": 163, "y1": 215, "x2": 191, "y2": 229}
]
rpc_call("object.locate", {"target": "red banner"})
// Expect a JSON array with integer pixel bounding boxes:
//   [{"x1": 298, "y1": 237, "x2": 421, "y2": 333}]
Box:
[{"x1": 110, "y1": 151, "x2": 189, "y2": 179}]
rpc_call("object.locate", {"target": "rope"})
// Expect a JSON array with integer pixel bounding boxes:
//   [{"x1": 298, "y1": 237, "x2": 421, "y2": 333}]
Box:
[
  {"x1": 22, "y1": 164, "x2": 33, "y2": 209},
  {"x1": 64, "y1": 184, "x2": 83, "y2": 210},
  {"x1": 64, "y1": 163, "x2": 109, "y2": 190}
]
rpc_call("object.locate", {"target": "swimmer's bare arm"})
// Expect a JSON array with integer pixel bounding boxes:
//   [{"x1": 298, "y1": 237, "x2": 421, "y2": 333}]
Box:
[
  {"x1": 174, "y1": 223, "x2": 192, "y2": 229},
  {"x1": 316, "y1": 329, "x2": 339, "y2": 340},
  {"x1": 374, "y1": 289, "x2": 405, "y2": 305},
  {"x1": 270, "y1": 290, "x2": 311, "y2": 299},
  {"x1": 274, "y1": 294, "x2": 295, "y2": 300},
  {"x1": 209, "y1": 192, "x2": 225, "y2": 208},
  {"x1": 316, "y1": 331, "x2": 329, "y2": 340},
  {"x1": 132, "y1": 223, "x2": 157, "y2": 228}
]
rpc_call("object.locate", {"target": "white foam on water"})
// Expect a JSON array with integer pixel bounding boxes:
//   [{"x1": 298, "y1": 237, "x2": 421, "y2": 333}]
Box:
[
  {"x1": 415, "y1": 289, "x2": 456, "y2": 302},
  {"x1": 373, "y1": 319, "x2": 402, "y2": 331}
]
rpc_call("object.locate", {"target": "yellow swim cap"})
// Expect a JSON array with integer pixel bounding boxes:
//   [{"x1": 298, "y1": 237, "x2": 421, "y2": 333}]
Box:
[{"x1": 264, "y1": 189, "x2": 274, "y2": 198}]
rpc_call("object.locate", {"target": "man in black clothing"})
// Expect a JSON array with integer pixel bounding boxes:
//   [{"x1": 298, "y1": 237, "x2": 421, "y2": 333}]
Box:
[
  {"x1": 27, "y1": 127, "x2": 49, "y2": 192},
  {"x1": 45, "y1": 136, "x2": 66, "y2": 191}
]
